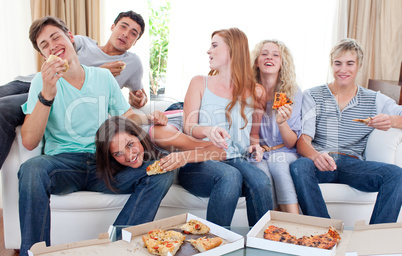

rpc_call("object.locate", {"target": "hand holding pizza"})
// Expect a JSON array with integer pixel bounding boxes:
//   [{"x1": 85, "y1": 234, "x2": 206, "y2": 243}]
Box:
[
  {"x1": 276, "y1": 104, "x2": 293, "y2": 125},
  {"x1": 312, "y1": 152, "x2": 337, "y2": 172},
  {"x1": 99, "y1": 61, "x2": 125, "y2": 77},
  {"x1": 159, "y1": 152, "x2": 188, "y2": 171},
  {"x1": 368, "y1": 114, "x2": 391, "y2": 131}
]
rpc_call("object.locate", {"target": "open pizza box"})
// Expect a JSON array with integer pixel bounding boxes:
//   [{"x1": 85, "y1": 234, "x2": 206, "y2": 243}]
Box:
[
  {"x1": 28, "y1": 233, "x2": 137, "y2": 256},
  {"x1": 121, "y1": 213, "x2": 244, "y2": 256},
  {"x1": 29, "y1": 213, "x2": 243, "y2": 256},
  {"x1": 246, "y1": 211, "x2": 402, "y2": 256},
  {"x1": 343, "y1": 220, "x2": 402, "y2": 256},
  {"x1": 246, "y1": 211, "x2": 344, "y2": 256}
]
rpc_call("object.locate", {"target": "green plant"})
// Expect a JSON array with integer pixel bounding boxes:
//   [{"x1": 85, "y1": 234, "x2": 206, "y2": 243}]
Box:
[{"x1": 148, "y1": 0, "x2": 170, "y2": 95}]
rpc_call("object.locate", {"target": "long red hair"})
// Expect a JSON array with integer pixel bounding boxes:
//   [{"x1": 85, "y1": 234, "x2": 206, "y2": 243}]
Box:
[{"x1": 209, "y1": 28, "x2": 258, "y2": 129}]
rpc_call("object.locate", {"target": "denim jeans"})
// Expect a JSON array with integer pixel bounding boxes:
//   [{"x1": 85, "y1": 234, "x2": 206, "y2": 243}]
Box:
[
  {"x1": 0, "y1": 80, "x2": 30, "y2": 168},
  {"x1": 178, "y1": 157, "x2": 273, "y2": 226},
  {"x1": 290, "y1": 153, "x2": 402, "y2": 224},
  {"x1": 18, "y1": 153, "x2": 174, "y2": 256}
]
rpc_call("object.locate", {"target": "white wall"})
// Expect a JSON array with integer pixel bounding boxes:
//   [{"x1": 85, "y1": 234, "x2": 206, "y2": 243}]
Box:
[{"x1": 165, "y1": 0, "x2": 342, "y2": 102}]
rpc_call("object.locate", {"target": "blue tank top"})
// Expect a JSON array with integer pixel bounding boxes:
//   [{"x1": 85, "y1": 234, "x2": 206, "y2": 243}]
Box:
[{"x1": 199, "y1": 77, "x2": 254, "y2": 159}]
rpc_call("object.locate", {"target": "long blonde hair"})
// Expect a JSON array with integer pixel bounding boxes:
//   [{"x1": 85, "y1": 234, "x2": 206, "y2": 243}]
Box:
[
  {"x1": 251, "y1": 39, "x2": 297, "y2": 100},
  {"x1": 208, "y1": 28, "x2": 257, "y2": 129}
]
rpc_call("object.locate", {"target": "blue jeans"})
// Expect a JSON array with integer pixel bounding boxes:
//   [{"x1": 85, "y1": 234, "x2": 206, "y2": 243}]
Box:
[
  {"x1": 290, "y1": 153, "x2": 402, "y2": 224},
  {"x1": 18, "y1": 153, "x2": 174, "y2": 256},
  {"x1": 178, "y1": 157, "x2": 273, "y2": 226},
  {"x1": 0, "y1": 80, "x2": 30, "y2": 168}
]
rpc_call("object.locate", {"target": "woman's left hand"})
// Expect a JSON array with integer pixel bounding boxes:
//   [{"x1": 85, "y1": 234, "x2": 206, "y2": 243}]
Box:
[
  {"x1": 276, "y1": 104, "x2": 293, "y2": 125},
  {"x1": 159, "y1": 152, "x2": 188, "y2": 171}
]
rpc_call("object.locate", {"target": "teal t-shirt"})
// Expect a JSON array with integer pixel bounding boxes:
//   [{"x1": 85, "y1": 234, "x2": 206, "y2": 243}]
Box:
[{"x1": 22, "y1": 65, "x2": 130, "y2": 155}]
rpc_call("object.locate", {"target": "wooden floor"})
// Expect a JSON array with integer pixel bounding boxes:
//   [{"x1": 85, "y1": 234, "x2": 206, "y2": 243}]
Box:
[{"x1": 0, "y1": 209, "x2": 19, "y2": 256}]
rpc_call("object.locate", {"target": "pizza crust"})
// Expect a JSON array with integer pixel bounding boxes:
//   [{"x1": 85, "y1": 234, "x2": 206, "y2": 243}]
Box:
[
  {"x1": 47, "y1": 54, "x2": 69, "y2": 72},
  {"x1": 188, "y1": 236, "x2": 223, "y2": 252},
  {"x1": 353, "y1": 117, "x2": 372, "y2": 125}
]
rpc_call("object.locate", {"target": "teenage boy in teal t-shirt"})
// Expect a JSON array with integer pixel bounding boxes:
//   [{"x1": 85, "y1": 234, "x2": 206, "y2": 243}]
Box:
[{"x1": 18, "y1": 16, "x2": 173, "y2": 256}]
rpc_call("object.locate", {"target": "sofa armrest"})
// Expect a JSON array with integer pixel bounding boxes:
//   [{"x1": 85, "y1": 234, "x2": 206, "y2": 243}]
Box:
[{"x1": 365, "y1": 128, "x2": 402, "y2": 167}]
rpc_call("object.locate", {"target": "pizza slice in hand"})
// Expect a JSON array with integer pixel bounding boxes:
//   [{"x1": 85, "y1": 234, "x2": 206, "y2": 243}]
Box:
[
  {"x1": 146, "y1": 160, "x2": 168, "y2": 176},
  {"x1": 272, "y1": 92, "x2": 293, "y2": 110},
  {"x1": 353, "y1": 117, "x2": 372, "y2": 126},
  {"x1": 188, "y1": 236, "x2": 223, "y2": 252}
]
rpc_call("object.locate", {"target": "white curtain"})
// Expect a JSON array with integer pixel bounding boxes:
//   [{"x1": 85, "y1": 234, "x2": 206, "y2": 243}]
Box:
[
  {"x1": 0, "y1": 0, "x2": 37, "y2": 85},
  {"x1": 165, "y1": 0, "x2": 341, "y2": 102}
]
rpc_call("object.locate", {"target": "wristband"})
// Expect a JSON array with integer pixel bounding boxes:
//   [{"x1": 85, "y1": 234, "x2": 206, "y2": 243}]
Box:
[
  {"x1": 189, "y1": 124, "x2": 200, "y2": 137},
  {"x1": 38, "y1": 92, "x2": 54, "y2": 107}
]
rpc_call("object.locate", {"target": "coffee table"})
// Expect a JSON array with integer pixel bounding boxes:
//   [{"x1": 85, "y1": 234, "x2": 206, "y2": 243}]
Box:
[{"x1": 109, "y1": 225, "x2": 292, "y2": 256}]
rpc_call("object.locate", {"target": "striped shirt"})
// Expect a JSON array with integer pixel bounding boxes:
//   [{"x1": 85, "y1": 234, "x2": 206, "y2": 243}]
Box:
[{"x1": 302, "y1": 84, "x2": 402, "y2": 158}]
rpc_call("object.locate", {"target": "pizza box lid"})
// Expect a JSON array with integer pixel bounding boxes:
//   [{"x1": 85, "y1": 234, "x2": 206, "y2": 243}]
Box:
[
  {"x1": 27, "y1": 233, "x2": 125, "y2": 256},
  {"x1": 246, "y1": 211, "x2": 344, "y2": 256},
  {"x1": 122, "y1": 212, "x2": 245, "y2": 256},
  {"x1": 344, "y1": 220, "x2": 402, "y2": 256}
]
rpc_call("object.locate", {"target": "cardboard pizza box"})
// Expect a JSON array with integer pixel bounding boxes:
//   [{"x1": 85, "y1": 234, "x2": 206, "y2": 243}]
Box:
[
  {"x1": 122, "y1": 213, "x2": 244, "y2": 256},
  {"x1": 27, "y1": 233, "x2": 136, "y2": 256},
  {"x1": 344, "y1": 220, "x2": 402, "y2": 256},
  {"x1": 28, "y1": 213, "x2": 244, "y2": 256},
  {"x1": 246, "y1": 211, "x2": 344, "y2": 256}
]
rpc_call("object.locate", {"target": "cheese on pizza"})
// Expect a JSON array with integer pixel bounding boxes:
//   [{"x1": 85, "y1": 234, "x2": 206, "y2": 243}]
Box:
[
  {"x1": 180, "y1": 219, "x2": 210, "y2": 234},
  {"x1": 146, "y1": 160, "x2": 167, "y2": 176},
  {"x1": 188, "y1": 236, "x2": 223, "y2": 252},
  {"x1": 263, "y1": 225, "x2": 341, "y2": 250},
  {"x1": 272, "y1": 92, "x2": 293, "y2": 110},
  {"x1": 142, "y1": 229, "x2": 185, "y2": 256}
]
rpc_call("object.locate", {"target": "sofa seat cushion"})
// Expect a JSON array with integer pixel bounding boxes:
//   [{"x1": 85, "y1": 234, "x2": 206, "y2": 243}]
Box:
[
  {"x1": 319, "y1": 183, "x2": 377, "y2": 204},
  {"x1": 49, "y1": 184, "x2": 247, "y2": 213},
  {"x1": 158, "y1": 184, "x2": 247, "y2": 209},
  {"x1": 50, "y1": 192, "x2": 130, "y2": 211}
]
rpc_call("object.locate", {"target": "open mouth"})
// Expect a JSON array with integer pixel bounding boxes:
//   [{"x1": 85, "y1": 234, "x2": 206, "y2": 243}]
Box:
[
  {"x1": 54, "y1": 49, "x2": 65, "y2": 57},
  {"x1": 129, "y1": 155, "x2": 138, "y2": 163},
  {"x1": 265, "y1": 62, "x2": 273, "y2": 66}
]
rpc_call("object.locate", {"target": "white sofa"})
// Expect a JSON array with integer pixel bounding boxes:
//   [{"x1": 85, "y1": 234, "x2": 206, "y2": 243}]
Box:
[{"x1": 1, "y1": 100, "x2": 402, "y2": 249}]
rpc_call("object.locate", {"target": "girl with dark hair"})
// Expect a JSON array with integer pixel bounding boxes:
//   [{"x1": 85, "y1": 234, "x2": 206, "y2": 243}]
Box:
[{"x1": 95, "y1": 115, "x2": 222, "y2": 191}]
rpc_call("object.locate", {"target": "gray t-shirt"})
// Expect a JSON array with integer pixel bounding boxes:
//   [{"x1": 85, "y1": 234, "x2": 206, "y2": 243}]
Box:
[
  {"x1": 75, "y1": 35, "x2": 143, "y2": 91},
  {"x1": 14, "y1": 35, "x2": 143, "y2": 91}
]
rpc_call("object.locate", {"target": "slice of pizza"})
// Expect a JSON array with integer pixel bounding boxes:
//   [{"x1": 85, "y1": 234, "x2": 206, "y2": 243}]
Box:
[
  {"x1": 146, "y1": 160, "x2": 167, "y2": 176},
  {"x1": 272, "y1": 92, "x2": 293, "y2": 110},
  {"x1": 142, "y1": 229, "x2": 185, "y2": 256},
  {"x1": 353, "y1": 117, "x2": 372, "y2": 125},
  {"x1": 297, "y1": 226, "x2": 341, "y2": 249},
  {"x1": 180, "y1": 219, "x2": 210, "y2": 234},
  {"x1": 188, "y1": 236, "x2": 223, "y2": 252},
  {"x1": 263, "y1": 225, "x2": 298, "y2": 244}
]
